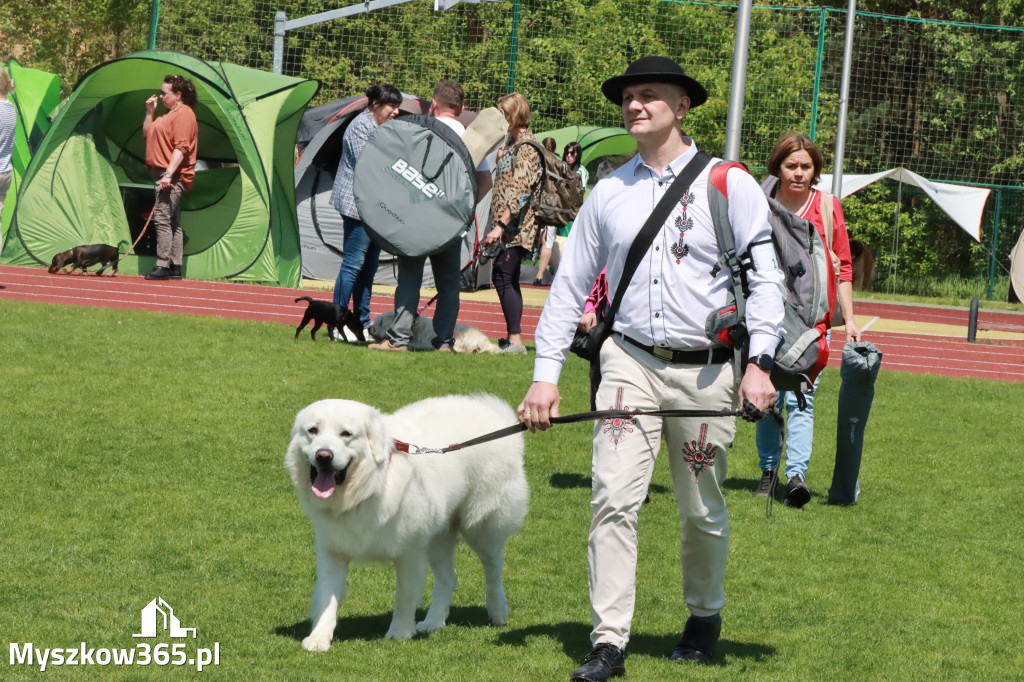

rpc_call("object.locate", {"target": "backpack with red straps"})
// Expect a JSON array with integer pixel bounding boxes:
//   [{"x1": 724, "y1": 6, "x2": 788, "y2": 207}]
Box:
[{"x1": 704, "y1": 161, "x2": 834, "y2": 396}]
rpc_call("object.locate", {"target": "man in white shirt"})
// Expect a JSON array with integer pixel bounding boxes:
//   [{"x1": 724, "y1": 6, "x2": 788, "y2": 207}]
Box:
[
  {"x1": 518, "y1": 56, "x2": 785, "y2": 681},
  {"x1": 368, "y1": 81, "x2": 492, "y2": 352}
]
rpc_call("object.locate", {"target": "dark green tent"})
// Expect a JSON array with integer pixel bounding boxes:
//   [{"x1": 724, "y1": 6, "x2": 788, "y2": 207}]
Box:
[
  {"x1": 2, "y1": 51, "x2": 318, "y2": 285},
  {"x1": 1, "y1": 57, "x2": 60, "y2": 244}
]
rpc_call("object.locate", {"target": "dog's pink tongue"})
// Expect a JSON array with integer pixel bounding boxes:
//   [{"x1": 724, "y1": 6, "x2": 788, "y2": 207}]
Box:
[{"x1": 312, "y1": 470, "x2": 336, "y2": 498}]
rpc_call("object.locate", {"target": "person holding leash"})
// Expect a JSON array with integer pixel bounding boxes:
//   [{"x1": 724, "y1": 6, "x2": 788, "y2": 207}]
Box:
[
  {"x1": 518, "y1": 56, "x2": 785, "y2": 681},
  {"x1": 482, "y1": 92, "x2": 543, "y2": 354},
  {"x1": 369, "y1": 81, "x2": 492, "y2": 352},
  {"x1": 143, "y1": 74, "x2": 198, "y2": 280},
  {"x1": 329, "y1": 83, "x2": 402, "y2": 329}
]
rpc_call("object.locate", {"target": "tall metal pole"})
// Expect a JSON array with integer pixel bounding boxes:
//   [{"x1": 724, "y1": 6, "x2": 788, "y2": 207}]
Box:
[
  {"x1": 506, "y1": 0, "x2": 521, "y2": 94},
  {"x1": 723, "y1": 0, "x2": 752, "y2": 162},
  {"x1": 273, "y1": 11, "x2": 286, "y2": 74},
  {"x1": 987, "y1": 189, "x2": 1002, "y2": 300},
  {"x1": 148, "y1": 0, "x2": 161, "y2": 49},
  {"x1": 831, "y1": 0, "x2": 856, "y2": 196}
]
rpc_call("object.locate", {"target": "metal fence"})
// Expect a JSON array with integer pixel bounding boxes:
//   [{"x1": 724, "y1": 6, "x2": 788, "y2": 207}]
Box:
[{"x1": 148, "y1": 0, "x2": 1024, "y2": 295}]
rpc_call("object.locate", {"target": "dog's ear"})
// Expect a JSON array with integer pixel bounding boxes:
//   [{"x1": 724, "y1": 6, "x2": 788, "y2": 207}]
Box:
[{"x1": 364, "y1": 406, "x2": 392, "y2": 465}]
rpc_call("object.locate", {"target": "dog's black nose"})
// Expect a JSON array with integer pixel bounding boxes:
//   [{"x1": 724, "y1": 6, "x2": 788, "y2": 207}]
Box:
[{"x1": 315, "y1": 449, "x2": 333, "y2": 464}]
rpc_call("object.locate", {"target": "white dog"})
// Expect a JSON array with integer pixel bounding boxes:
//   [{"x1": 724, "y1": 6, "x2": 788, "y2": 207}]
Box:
[
  {"x1": 368, "y1": 309, "x2": 499, "y2": 353},
  {"x1": 285, "y1": 394, "x2": 529, "y2": 651}
]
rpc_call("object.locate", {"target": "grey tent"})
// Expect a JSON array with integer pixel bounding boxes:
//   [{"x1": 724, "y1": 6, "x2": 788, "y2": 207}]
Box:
[{"x1": 294, "y1": 94, "x2": 493, "y2": 288}]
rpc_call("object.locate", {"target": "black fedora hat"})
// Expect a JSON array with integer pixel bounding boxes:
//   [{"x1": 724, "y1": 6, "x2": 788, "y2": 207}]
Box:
[{"x1": 601, "y1": 56, "x2": 708, "y2": 108}]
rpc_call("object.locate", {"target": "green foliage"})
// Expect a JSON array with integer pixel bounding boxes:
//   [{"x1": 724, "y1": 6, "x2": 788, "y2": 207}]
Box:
[{"x1": 0, "y1": 0, "x2": 150, "y2": 95}]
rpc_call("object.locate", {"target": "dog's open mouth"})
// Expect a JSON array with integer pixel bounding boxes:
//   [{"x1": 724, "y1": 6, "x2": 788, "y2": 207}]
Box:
[{"x1": 310, "y1": 465, "x2": 347, "y2": 499}]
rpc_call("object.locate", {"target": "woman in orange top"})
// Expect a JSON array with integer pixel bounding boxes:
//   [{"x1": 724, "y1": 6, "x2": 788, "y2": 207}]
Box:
[{"x1": 143, "y1": 74, "x2": 198, "y2": 280}]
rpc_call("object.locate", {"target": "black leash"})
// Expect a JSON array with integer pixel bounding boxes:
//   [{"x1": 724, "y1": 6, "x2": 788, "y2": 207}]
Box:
[{"x1": 394, "y1": 402, "x2": 777, "y2": 455}]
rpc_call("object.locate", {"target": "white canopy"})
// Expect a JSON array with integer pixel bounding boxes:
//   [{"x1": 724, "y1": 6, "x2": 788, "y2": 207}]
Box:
[{"x1": 817, "y1": 168, "x2": 990, "y2": 242}]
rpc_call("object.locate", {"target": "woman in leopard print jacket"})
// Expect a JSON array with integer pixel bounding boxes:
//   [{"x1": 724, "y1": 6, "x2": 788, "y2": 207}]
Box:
[{"x1": 482, "y1": 92, "x2": 542, "y2": 354}]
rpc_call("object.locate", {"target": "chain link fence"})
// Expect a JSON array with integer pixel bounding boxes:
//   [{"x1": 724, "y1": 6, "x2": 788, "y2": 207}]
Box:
[{"x1": 10, "y1": 0, "x2": 1019, "y2": 295}]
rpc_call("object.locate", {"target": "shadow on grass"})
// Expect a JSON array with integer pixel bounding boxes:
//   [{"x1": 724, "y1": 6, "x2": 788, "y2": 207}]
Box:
[
  {"x1": 498, "y1": 623, "x2": 775, "y2": 665},
  {"x1": 275, "y1": 606, "x2": 496, "y2": 643},
  {"x1": 549, "y1": 472, "x2": 670, "y2": 497}
]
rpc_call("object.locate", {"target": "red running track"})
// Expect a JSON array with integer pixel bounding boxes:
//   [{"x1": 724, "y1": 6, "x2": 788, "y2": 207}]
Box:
[{"x1": 2, "y1": 264, "x2": 1022, "y2": 382}]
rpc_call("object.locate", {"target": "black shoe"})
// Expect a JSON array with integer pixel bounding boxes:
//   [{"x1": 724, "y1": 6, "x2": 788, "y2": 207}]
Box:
[
  {"x1": 786, "y1": 474, "x2": 811, "y2": 509},
  {"x1": 145, "y1": 266, "x2": 172, "y2": 280},
  {"x1": 169, "y1": 264, "x2": 182, "y2": 280},
  {"x1": 670, "y1": 613, "x2": 721, "y2": 663},
  {"x1": 570, "y1": 643, "x2": 625, "y2": 681},
  {"x1": 754, "y1": 469, "x2": 778, "y2": 497}
]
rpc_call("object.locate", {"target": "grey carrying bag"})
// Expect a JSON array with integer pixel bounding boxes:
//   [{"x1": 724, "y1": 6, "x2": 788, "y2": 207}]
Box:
[
  {"x1": 354, "y1": 114, "x2": 478, "y2": 257},
  {"x1": 828, "y1": 341, "x2": 883, "y2": 503}
]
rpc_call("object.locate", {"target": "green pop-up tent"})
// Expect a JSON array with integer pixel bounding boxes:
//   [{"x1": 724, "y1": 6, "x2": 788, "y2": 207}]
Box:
[
  {"x1": 1, "y1": 50, "x2": 318, "y2": 285},
  {"x1": 536, "y1": 126, "x2": 637, "y2": 178},
  {"x1": 1, "y1": 57, "x2": 60, "y2": 246}
]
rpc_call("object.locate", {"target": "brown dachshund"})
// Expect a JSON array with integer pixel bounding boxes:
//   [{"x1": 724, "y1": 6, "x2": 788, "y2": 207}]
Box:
[
  {"x1": 294, "y1": 297, "x2": 365, "y2": 343},
  {"x1": 849, "y1": 238, "x2": 875, "y2": 291},
  {"x1": 49, "y1": 244, "x2": 121, "y2": 276}
]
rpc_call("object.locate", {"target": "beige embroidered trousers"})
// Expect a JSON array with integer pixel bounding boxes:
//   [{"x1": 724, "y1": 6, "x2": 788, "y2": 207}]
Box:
[{"x1": 588, "y1": 335, "x2": 736, "y2": 649}]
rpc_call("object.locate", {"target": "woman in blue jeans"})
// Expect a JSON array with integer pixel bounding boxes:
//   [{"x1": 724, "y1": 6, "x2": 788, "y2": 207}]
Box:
[
  {"x1": 756, "y1": 133, "x2": 861, "y2": 508},
  {"x1": 328, "y1": 83, "x2": 402, "y2": 328}
]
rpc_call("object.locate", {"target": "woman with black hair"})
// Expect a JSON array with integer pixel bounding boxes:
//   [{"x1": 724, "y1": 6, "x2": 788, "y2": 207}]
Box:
[{"x1": 329, "y1": 83, "x2": 402, "y2": 333}]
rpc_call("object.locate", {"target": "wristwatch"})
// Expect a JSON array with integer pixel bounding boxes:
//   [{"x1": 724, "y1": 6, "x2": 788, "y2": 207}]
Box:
[
  {"x1": 162, "y1": 172, "x2": 173, "y2": 178},
  {"x1": 755, "y1": 353, "x2": 774, "y2": 372}
]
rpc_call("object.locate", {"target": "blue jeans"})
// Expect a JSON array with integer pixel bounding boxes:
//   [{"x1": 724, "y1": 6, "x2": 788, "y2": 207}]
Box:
[
  {"x1": 756, "y1": 371, "x2": 822, "y2": 480},
  {"x1": 333, "y1": 215, "x2": 380, "y2": 328},
  {"x1": 387, "y1": 241, "x2": 461, "y2": 349}
]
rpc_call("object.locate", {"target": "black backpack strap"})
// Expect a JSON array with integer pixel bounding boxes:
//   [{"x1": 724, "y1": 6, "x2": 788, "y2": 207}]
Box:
[{"x1": 605, "y1": 151, "x2": 713, "y2": 325}]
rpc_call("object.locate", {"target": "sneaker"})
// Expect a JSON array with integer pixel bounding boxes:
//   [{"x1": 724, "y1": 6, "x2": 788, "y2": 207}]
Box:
[
  {"x1": 670, "y1": 613, "x2": 722, "y2": 663},
  {"x1": 342, "y1": 326, "x2": 361, "y2": 343},
  {"x1": 497, "y1": 338, "x2": 527, "y2": 354},
  {"x1": 570, "y1": 643, "x2": 625, "y2": 682},
  {"x1": 754, "y1": 469, "x2": 778, "y2": 497},
  {"x1": 145, "y1": 266, "x2": 172, "y2": 280},
  {"x1": 436, "y1": 346, "x2": 455, "y2": 353},
  {"x1": 169, "y1": 264, "x2": 182, "y2": 280},
  {"x1": 331, "y1": 328, "x2": 344, "y2": 342},
  {"x1": 785, "y1": 474, "x2": 811, "y2": 508},
  {"x1": 368, "y1": 339, "x2": 408, "y2": 352}
]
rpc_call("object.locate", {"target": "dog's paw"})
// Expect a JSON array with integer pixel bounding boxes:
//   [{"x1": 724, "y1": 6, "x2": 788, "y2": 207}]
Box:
[
  {"x1": 384, "y1": 626, "x2": 415, "y2": 640},
  {"x1": 487, "y1": 596, "x2": 510, "y2": 625},
  {"x1": 302, "y1": 634, "x2": 333, "y2": 652},
  {"x1": 414, "y1": 618, "x2": 446, "y2": 635}
]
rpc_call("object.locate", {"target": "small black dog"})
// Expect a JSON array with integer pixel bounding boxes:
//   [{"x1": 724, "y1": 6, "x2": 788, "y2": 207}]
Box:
[
  {"x1": 49, "y1": 244, "x2": 121, "y2": 276},
  {"x1": 294, "y1": 296, "x2": 365, "y2": 343}
]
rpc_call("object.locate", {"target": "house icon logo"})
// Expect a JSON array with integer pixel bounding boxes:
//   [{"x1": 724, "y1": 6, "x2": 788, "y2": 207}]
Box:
[{"x1": 133, "y1": 597, "x2": 197, "y2": 638}]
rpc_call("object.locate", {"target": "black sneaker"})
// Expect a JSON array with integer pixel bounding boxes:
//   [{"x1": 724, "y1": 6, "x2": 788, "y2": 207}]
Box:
[
  {"x1": 169, "y1": 264, "x2": 182, "y2": 280},
  {"x1": 570, "y1": 643, "x2": 625, "y2": 681},
  {"x1": 145, "y1": 266, "x2": 172, "y2": 280},
  {"x1": 754, "y1": 469, "x2": 778, "y2": 497},
  {"x1": 670, "y1": 613, "x2": 722, "y2": 663},
  {"x1": 786, "y1": 474, "x2": 811, "y2": 508}
]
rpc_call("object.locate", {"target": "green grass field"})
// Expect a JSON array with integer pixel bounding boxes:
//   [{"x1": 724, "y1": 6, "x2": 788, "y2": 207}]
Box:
[{"x1": 2, "y1": 299, "x2": 1023, "y2": 681}]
